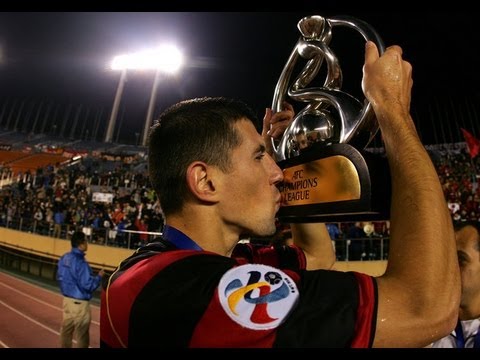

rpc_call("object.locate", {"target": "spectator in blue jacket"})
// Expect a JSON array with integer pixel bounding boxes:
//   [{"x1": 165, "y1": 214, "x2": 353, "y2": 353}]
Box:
[{"x1": 57, "y1": 230, "x2": 105, "y2": 348}]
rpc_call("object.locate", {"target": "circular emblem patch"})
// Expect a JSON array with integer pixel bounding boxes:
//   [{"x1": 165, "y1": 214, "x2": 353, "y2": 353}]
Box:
[{"x1": 218, "y1": 263, "x2": 299, "y2": 330}]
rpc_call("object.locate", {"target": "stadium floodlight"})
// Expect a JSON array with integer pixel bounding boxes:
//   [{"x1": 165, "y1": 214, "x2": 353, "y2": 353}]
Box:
[
  {"x1": 111, "y1": 44, "x2": 183, "y2": 73},
  {"x1": 105, "y1": 44, "x2": 184, "y2": 144}
]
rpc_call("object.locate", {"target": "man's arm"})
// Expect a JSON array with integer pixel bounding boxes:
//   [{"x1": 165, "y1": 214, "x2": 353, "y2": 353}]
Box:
[
  {"x1": 363, "y1": 41, "x2": 460, "y2": 347},
  {"x1": 263, "y1": 103, "x2": 335, "y2": 270},
  {"x1": 290, "y1": 222, "x2": 335, "y2": 270}
]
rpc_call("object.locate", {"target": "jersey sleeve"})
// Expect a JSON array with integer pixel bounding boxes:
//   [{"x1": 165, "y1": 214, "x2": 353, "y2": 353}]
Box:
[{"x1": 274, "y1": 270, "x2": 377, "y2": 348}]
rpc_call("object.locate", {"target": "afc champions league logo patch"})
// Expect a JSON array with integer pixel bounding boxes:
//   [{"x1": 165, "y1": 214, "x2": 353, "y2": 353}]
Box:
[{"x1": 218, "y1": 264, "x2": 299, "y2": 330}]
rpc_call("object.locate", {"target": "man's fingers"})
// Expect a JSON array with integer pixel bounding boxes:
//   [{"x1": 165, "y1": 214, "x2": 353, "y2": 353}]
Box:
[
  {"x1": 364, "y1": 40, "x2": 379, "y2": 65},
  {"x1": 269, "y1": 122, "x2": 289, "y2": 139},
  {"x1": 263, "y1": 108, "x2": 272, "y2": 132},
  {"x1": 269, "y1": 127, "x2": 285, "y2": 140},
  {"x1": 385, "y1": 44, "x2": 403, "y2": 56},
  {"x1": 270, "y1": 111, "x2": 293, "y2": 125},
  {"x1": 282, "y1": 101, "x2": 295, "y2": 113},
  {"x1": 264, "y1": 102, "x2": 295, "y2": 138}
]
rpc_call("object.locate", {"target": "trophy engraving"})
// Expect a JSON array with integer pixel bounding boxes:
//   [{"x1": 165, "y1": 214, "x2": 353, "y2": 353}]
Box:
[{"x1": 282, "y1": 155, "x2": 361, "y2": 206}]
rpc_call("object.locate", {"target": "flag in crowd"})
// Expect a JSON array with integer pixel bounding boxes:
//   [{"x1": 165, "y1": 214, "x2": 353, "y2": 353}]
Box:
[{"x1": 461, "y1": 128, "x2": 480, "y2": 159}]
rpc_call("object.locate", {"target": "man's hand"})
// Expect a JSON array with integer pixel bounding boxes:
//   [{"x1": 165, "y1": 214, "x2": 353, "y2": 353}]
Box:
[
  {"x1": 262, "y1": 102, "x2": 295, "y2": 156},
  {"x1": 362, "y1": 41, "x2": 413, "y2": 118}
]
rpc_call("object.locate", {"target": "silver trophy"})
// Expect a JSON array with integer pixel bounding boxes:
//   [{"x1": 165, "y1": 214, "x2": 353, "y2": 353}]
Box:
[{"x1": 272, "y1": 15, "x2": 391, "y2": 223}]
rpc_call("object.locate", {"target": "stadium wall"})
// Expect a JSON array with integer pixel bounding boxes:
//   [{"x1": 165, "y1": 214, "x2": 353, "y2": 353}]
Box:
[
  {"x1": 0, "y1": 227, "x2": 133, "y2": 271},
  {"x1": 0, "y1": 227, "x2": 387, "y2": 276}
]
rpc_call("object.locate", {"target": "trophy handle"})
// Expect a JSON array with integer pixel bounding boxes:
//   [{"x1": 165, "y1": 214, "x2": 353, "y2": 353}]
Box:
[{"x1": 271, "y1": 15, "x2": 385, "y2": 162}]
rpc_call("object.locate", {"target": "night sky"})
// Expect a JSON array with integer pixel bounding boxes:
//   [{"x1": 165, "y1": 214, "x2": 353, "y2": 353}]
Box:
[{"x1": 0, "y1": 11, "x2": 479, "y2": 145}]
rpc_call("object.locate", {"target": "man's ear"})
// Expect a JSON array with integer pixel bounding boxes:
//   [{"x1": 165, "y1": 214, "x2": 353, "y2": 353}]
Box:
[{"x1": 186, "y1": 161, "x2": 219, "y2": 203}]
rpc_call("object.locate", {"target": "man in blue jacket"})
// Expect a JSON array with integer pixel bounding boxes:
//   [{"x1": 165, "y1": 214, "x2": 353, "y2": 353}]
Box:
[{"x1": 57, "y1": 231, "x2": 104, "y2": 348}]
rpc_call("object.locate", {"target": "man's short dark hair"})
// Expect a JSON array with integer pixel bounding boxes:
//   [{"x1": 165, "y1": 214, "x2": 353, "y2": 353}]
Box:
[
  {"x1": 147, "y1": 97, "x2": 258, "y2": 216},
  {"x1": 71, "y1": 231, "x2": 86, "y2": 248}
]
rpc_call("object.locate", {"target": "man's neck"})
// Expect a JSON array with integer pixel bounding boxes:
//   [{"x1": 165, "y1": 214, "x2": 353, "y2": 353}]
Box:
[{"x1": 166, "y1": 213, "x2": 239, "y2": 257}]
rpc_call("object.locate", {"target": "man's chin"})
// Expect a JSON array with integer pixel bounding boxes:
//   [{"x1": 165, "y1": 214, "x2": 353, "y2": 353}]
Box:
[
  {"x1": 257, "y1": 226, "x2": 278, "y2": 239},
  {"x1": 240, "y1": 226, "x2": 277, "y2": 240}
]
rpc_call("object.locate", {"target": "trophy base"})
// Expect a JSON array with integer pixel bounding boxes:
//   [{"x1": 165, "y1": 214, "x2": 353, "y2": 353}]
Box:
[{"x1": 276, "y1": 143, "x2": 391, "y2": 223}]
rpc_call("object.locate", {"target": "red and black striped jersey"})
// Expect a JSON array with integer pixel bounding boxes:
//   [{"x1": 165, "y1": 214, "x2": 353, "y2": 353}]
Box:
[{"x1": 100, "y1": 238, "x2": 377, "y2": 348}]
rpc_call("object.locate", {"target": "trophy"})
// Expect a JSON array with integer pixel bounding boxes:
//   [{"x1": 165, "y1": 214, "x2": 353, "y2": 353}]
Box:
[{"x1": 272, "y1": 15, "x2": 391, "y2": 223}]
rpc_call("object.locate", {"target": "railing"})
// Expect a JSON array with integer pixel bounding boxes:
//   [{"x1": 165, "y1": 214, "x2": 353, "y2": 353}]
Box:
[
  {"x1": 0, "y1": 215, "x2": 162, "y2": 250},
  {"x1": 0, "y1": 215, "x2": 390, "y2": 261},
  {"x1": 332, "y1": 236, "x2": 389, "y2": 261}
]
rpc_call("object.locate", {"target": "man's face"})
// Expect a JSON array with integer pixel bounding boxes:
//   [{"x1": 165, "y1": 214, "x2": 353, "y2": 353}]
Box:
[
  {"x1": 78, "y1": 240, "x2": 88, "y2": 252},
  {"x1": 456, "y1": 225, "x2": 480, "y2": 305},
  {"x1": 216, "y1": 119, "x2": 283, "y2": 237}
]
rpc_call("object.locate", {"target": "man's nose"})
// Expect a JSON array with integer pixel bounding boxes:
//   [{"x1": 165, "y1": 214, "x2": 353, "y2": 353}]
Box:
[{"x1": 267, "y1": 154, "x2": 284, "y2": 185}]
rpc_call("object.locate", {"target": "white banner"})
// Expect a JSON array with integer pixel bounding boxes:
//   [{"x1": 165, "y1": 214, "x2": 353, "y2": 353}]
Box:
[{"x1": 92, "y1": 192, "x2": 114, "y2": 203}]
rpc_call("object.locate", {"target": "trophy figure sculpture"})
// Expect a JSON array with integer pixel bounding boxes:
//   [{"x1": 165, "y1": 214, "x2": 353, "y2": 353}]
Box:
[{"x1": 272, "y1": 15, "x2": 391, "y2": 223}]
